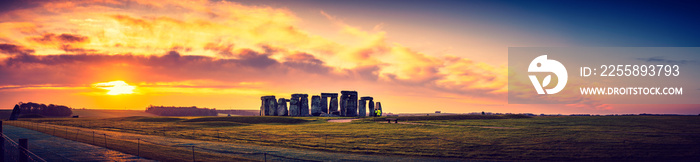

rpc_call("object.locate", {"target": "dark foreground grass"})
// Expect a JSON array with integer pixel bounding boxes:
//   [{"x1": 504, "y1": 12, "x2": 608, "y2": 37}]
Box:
[
  {"x1": 12, "y1": 115, "x2": 700, "y2": 161},
  {"x1": 5, "y1": 120, "x2": 256, "y2": 162}
]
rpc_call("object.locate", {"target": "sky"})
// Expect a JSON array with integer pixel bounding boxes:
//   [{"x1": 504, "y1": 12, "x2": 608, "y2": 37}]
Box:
[{"x1": 0, "y1": 0, "x2": 699, "y2": 114}]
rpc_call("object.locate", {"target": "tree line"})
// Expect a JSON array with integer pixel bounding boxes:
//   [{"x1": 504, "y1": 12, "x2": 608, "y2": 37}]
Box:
[
  {"x1": 14, "y1": 102, "x2": 73, "y2": 117},
  {"x1": 145, "y1": 105, "x2": 217, "y2": 116}
]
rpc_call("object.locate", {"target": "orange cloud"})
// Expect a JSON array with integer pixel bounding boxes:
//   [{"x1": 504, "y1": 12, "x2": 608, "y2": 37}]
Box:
[
  {"x1": 0, "y1": 43, "x2": 35, "y2": 55},
  {"x1": 28, "y1": 33, "x2": 91, "y2": 52},
  {"x1": 0, "y1": 0, "x2": 513, "y2": 112}
]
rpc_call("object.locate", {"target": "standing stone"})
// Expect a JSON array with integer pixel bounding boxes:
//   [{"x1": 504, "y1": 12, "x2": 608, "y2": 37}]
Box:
[
  {"x1": 277, "y1": 98, "x2": 288, "y2": 116},
  {"x1": 375, "y1": 102, "x2": 382, "y2": 117},
  {"x1": 329, "y1": 96, "x2": 339, "y2": 115},
  {"x1": 368, "y1": 100, "x2": 375, "y2": 117},
  {"x1": 358, "y1": 99, "x2": 366, "y2": 117},
  {"x1": 311, "y1": 95, "x2": 322, "y2": 116},
  {"x1": 289, "y1": 94, "x2": 301, "y2": 116},
  {"x1": 266, "y1": 97, "x2": 277, "y2": 116},
  {"x1": 260, "y1": 98, "x2": 265, "y2": 116},
  {"x1": 300, "y1": 94, "x2": 310, "y2": 116},
  {"x1": 339, "y1": 95, "x2": 347, "y2": 116},
  {"x1": 350, "y1": 94, "x2": 358, "y2": 116},
  {"x1": 341, "y1": 91, "x2": 358, "y2": 117},
  {"x1": 321, "y1": 93, "x2": 337, "y2": 114},
  {"x1": 359, "y1": 96, "x2": 372, "y2": 117},
  {"x1": 320, "y1": 96, "x2": 328, "y2": 114},
  {"x1": 260, "y1": 96, "x2": 275, "y2": 116}
]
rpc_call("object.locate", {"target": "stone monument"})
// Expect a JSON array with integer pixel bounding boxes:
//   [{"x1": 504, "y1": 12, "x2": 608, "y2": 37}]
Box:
[
  {"x1": 320, "y1": 93, "x2": 338, "y2": 114},
  {"x1": 311, "y1": 95, "x2": 322, "y2": 116},
  {"x1": 289, "y1": 94, "x2": 301, "y2": 116},
  {"x1": 277, "y1": 98, "x2": 288, "y2": 116},
  {"x1": 260, "y1": 96, "x2": 276, "y2": 116},
  {"x1": 299, "y1": 94, "x2": 309, "y2": 116},
  {"x1": 359, "y1": 96, "x2": 373, "y2": 117},
  {"x1": 375, "y1": 102, "x2": 382, "y2": 117},
  {"x1": 340, "y1": 91, "x2": 358, "y2": 117}
]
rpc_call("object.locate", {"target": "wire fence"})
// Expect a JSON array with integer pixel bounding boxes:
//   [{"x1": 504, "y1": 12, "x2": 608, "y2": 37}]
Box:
[
  {"x1": 4, "y1": 120, "x2": 325, "y2": 162},
  {"x1": 3, "y1": 119, "x2": 671, "y2": 161},
  {"x1": 3, "y1": 120, "x2": 554, "y2": 161},
  {"x1": 2, "y1": 132, "x2": 47, "y2": 162}
]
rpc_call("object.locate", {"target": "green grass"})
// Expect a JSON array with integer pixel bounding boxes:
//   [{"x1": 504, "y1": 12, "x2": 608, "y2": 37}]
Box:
[{"x1": 12, "y1": 115, "x2": 700, "y2": 161}]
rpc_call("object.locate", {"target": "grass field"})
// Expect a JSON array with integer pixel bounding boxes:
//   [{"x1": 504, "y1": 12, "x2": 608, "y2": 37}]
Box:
[
  {"x1": 9, "y1": 115, "x2": 700, "y2": 161},
  {"x1": 4, "y1": 120, "x2": 256, "y2": 162},
  {"x1": 0, "y1": 109, "x2": 156, "y2": 119},
  {"x1": 71, "y1": 109, "x2": 157, "y2": 118}
]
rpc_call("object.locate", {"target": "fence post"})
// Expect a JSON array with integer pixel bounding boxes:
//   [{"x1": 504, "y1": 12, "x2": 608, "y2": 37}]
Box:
[
  {"x1": 137, "y1": 138, "x2": 140, "y2": 157},
  {"x1": 264, "y1": 152, "x2": 267, "y2": 162},
  {"x1": 436, "y1": 137, "x2": 440, "y2": 148},
  {"x1": 191, "y1": 146, "x2": 195, "y2": 162},
  {"x1": 0, "y1": 121, "x2": 4, "y2": 162},
  {"x1": 19, "y1": 138, "x2": 28, "y2": 162}
]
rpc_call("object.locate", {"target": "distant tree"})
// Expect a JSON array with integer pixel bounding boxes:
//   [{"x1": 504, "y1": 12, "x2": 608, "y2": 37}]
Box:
[
  {"x1": 145, "y1": 105, "x2": 217, "y2": 116},
  {"x1": 15, "y1": 102, "x2": 72, "y2": 117}
]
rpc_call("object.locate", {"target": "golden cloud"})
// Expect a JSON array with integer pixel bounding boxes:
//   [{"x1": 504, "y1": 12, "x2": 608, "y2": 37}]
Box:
[{"x1": 0, "y1": 0, "x2": 509, "y2": 101}]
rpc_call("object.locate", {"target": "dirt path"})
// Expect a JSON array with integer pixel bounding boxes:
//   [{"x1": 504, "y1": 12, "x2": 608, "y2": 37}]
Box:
[
  {"x1": 326, "y1": 119, "x2": 360, "y2": 123},
  {"x1": 383, "y1": 121, "x2": 520, "y2": 129},
  {"x1": 13, "y1": 122, "x2": 468, "y2": 162}
]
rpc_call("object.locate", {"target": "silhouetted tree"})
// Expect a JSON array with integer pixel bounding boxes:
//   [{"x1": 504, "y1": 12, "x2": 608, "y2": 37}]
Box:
[
  {"x1": 15, "y1": 102, "x2": 72, "y2": 117},
  {"x1": 145, "y1": 105, "x2": 217, "y2": 116}
]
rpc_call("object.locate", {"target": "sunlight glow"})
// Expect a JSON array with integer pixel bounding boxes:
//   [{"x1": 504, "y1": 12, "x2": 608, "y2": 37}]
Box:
[{"x1": 93, "y1": 81, "x2": 136, "y2": 95}]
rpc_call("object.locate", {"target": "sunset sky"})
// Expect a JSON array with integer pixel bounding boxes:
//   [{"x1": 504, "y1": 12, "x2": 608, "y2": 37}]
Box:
[{"x1": 1, "y1": 0, "x2": 699, "y2": 114}]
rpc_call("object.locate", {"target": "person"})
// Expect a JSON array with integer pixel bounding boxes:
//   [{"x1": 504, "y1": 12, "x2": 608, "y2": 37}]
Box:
[{"x1": 375, "y1": 109, "x2": 382, "y2": 117}]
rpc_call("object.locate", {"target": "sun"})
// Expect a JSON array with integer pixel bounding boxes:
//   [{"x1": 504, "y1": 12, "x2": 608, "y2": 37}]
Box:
[{"x1": 93, "y1": 80, "x2": 136, "y2": 95}]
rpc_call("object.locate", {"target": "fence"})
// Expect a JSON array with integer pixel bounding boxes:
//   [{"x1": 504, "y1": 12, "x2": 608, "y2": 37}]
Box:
[
  {"x1": 3, "y1": 120, "x2": 323, "y2": 162},
  {"x1": 3, "y1": 120, "x2": 579, "y2": 161},
  {"x1": 2, "y1": 121, "x2": 47, "y2": 162},
  {"x1": 3, "y1": 120, "x2": 506, "y2": 161}
]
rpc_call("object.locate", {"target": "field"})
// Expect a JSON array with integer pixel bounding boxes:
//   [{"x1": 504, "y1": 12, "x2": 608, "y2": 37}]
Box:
[
  {"x1": 0, "y1": 109, "x2": 156, "y2": 118},
  {"x1": 8, "y1": 115, "x2": 700, "y2": 161},
  {"x1": 70, "y1": 109, "x2": 157, "y2": 118}
]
